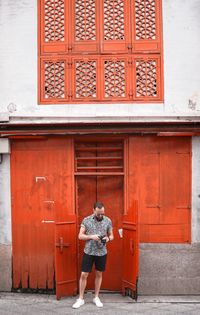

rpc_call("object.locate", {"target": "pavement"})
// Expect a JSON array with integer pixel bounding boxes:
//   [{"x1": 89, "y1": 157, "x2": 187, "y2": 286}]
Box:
[{"x1": 0, "y1": 292, "x2": 200, "y2": 315}]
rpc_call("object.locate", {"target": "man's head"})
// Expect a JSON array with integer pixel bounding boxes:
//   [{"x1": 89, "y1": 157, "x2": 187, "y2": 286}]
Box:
[{"x1": 93, "y1": 201, "x2": 105, "y2": 221}]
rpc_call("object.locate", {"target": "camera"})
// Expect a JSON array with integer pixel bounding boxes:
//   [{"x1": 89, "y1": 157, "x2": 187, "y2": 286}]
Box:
[{"x1": 98, "y1": 235, "x2": 106, "y2": 245}]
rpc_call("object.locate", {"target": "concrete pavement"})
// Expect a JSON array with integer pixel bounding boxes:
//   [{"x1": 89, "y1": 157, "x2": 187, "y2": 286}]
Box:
[{"x1": 0, "y1": 292, "x2": 200, "y2": 315}]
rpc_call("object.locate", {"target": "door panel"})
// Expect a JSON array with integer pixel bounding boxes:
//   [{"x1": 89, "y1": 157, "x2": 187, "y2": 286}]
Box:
[
  {"x1": 11, "y1": 138, "x2": 74, "y2": 293},
  {"x1": 122, "y1": 200, "x2": 138, "y2": 299},
  {"x1": 76, "y1": 175, "x2": 123, "y2": 291},
  {"x1": 128, "y1": 136, "x2": 191, "y2": 243},
  {"x1": 12, "y1": 140, "x2": 56, "y2": 291},
  {"x1": 76, "y1": 175, "x2": 97, "y2": 289},
  {"x1": 55, "y1": 216, "x2": 77, "y2": 300},
  {"x1": 97, "y1": 176, "x2": 123, "y2": 290}
]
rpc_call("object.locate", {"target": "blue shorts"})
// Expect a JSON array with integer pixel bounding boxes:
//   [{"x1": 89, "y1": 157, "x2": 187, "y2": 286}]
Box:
[{"x1": 81, "y1": 253, "x2": 107, "y2": 272}]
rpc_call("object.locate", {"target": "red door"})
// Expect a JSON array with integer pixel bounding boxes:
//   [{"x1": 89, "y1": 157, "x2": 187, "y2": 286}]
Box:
[
  {"x1": 76, "y1": 175, "x2": 123, "y2": 291},
  {"x1": 11, "y1": 138, "x2": 76, "y2": 296},
  {"x1": 55, "y1": 215, "x2": 77, "y2": 300},
  {"x1": 122, "y1": 200, "x2": 139, "y2": 299}
]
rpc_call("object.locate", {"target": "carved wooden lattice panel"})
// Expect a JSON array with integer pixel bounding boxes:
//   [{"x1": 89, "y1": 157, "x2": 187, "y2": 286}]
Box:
[
  {"x1": 104, "y1": 0, "x2": 125, "y2": 41},
  {"x1": 101, "y1": 0, "x2": 131, "y2": 53},
  {"x1": 71, "y1": 0, "x2": 99, "y2": 53},
  {"x1": 132, "y1": 0, "x2": 161, "y2": 51},
  {"x1": 39, "y1": 0, "x2": 163, "y2": 103},
  {"x1": 75, "y1": 0, "x2": 96, "y2": 41},
  {"x1": 44, "y1": 60, "x2": 65, "y2": 99},
  {"x1": 44, "y1": 0, "x2": 65, "y2": 42},
  {"x1": 104, "y1": 59, "x2": 126, "y2": 98},
  {"x1": 40, "y1": 0, "x2": 67, "y2": 53},
  {"x1": 134, "y1": 57, "x2": 160, "y2": 99},
  {"x1": 135, "y1": 0, "x2": 156, "y2": 40},
  {"x1": 75, "y1": 59, "x2": 97, "y2": 99}
]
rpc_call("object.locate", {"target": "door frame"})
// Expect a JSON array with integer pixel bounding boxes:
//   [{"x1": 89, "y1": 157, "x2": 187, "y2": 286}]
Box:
[{"x1": 73, "y1": 136, "x2": 130, "y2": 291}]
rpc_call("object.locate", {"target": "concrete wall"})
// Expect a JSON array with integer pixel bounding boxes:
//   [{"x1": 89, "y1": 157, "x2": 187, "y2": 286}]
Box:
[
  {"x1": 0, "y1": 0, "x2": 200, "y2": 121},
  {"x1": 138, "y1": 243, "x2": 200, "y2": 295},
  {"x1": 0, "y1": 154, "x2": 12, "y2": 291}
]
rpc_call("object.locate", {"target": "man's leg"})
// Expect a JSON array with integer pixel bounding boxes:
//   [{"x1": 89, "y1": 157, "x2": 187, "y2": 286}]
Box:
[
  {"x1": 79, "y1": 272, "x2": 89, "y2": 299},
  {"x1": 94, "y1": 254, "x2": 107, "y2": 298},
  {"x1": 94, "y1": 270, "x2": 103, "y2": 298},
  {"x1": 72, "y1": 254, "x2": 93, "y2": 308}
]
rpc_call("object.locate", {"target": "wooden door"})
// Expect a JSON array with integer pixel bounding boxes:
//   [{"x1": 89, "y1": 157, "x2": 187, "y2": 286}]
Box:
[
  {"x1": 128, "y1": 136, "x2": 191, "y2": 243},
  {"x1": 55, "y1": 215, "x2": 77, "y2": 300},
  {"x1": 76, "y1": 175, "x2": 123, "y2": 291},
  {"x1": 122, "y1": 200, "x2": 138, "y2": 299},
  {"x1": 11, "y1": 138, "x2": 75, "y2": 294}
]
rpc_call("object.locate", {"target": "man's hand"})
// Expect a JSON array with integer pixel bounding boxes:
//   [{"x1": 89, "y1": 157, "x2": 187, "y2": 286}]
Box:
[
  {"x1": 91, "y1": 234, "x2": 100, "y2": 241},
  {"x1": 102, "y1": 236, "x2": 110, "y2": 243}
]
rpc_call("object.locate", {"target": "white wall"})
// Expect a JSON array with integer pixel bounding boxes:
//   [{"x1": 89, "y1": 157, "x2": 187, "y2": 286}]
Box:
[
  {"x1": 0, "y1": 154, "x2": 12, "y2": 291},
  {"x1": 192, "y1": 136, "x2": 200, "y2": 243},
  {"x1": 0, "y1": 154, "x2": 11, "y2": 245},
  {"x1": 0, "y1": 0, "x2": 200, "y2": 121}
]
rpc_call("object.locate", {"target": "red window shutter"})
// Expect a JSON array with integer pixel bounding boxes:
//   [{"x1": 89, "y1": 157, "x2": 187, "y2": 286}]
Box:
[
  {"x1": 40, "y1": 0, "x2": 68, "y2": 54},
  {"x1": 71, "y1": 56, "x2": 100, "y2": 101},
  {"x1": 100, "y1": 0, "x2": 131, "y2": 54},
  {"x1": 101, "y1": 56, "x2": 132, "y2": 101},
  {"x1": 132, "y1": 0, "x2": 162, "y2": 52},
  {"x1": 40, "y1": 57, "x2": 68, "y2": 103},
  {"x1": 133, "y1": 55, "x2": 162, "y2": 101},
  {"x1": 38, "y1": 1, "x2": 164, "y2": 104},
  {"x1": 70, "y1": 0, "x2": 100, "y2": 53}
]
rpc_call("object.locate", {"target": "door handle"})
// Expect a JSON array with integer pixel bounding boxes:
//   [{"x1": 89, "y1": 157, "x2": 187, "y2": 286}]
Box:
[
  {"x1": 41, "y1": 220, "x2": 55, "y2": 223},
  {"x1": 56, "y1": 237, "x2": 70, "y2": 253},
  {"x1": 130, "y1": 239, "x2": 134, "y2": 255}
]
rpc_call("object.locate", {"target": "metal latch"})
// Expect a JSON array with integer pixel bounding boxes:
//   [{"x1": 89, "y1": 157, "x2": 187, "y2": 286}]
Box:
[{"x1": 56, "y1": 237, "x2": 70, "y2": 253}]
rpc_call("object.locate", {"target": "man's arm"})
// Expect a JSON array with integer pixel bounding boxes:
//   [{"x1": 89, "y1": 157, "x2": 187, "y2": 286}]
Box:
[
  {"x1": 102, "y1": 228, "x2": 114, "y2": 243},
  {"x1": 78, "y1": 226, "x2": 100, "y2": 241},
  {"x1": 108, "y1": 228, "x2": 114, "y2": 241}
]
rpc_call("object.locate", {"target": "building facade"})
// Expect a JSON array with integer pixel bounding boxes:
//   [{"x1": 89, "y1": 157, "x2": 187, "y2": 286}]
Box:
[{"x1": 0, "y1": 0, "x2": 200, "y2": 296}]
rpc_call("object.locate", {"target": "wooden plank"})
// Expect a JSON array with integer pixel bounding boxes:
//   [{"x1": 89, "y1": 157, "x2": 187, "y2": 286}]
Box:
[
  {"x1": 76, "y1": 156, "x2": 123, "y2": 160},
  {"x1": 75, "y1": 147, "x2": 123, "y2": 151},
  {"x1": 75, "y1": 172, "x2": 124, "y2": 176},
  {"x1": 77, "y1": 166, "x2": 123, "y2": 170}
]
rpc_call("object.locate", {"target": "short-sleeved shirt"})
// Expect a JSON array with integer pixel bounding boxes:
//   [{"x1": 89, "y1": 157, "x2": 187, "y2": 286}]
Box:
[{"x1": 81, "y1": 214, "x2": 112, "y2": 256}]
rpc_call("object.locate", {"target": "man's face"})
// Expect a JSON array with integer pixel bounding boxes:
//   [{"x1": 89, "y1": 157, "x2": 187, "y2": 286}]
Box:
[{"x1": 94, "y1": 207, "x2": 105, "y2": 221}]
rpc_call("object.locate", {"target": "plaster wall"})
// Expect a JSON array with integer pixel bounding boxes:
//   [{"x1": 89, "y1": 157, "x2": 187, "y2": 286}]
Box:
[
  {"x1": 0, "y1": 0, "x2": 200, "y2": 121},
  {"x1": 192, "y1": 136, "x2": 200, "y2": 243},
  {"x1": 0, "y1": 155, "x2": 12, "y2": 291}
]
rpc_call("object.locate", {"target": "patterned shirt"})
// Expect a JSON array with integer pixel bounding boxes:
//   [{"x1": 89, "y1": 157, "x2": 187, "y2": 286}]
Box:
[{"x1": 81, "y1": 214, "x2": 112, "y2": 256}]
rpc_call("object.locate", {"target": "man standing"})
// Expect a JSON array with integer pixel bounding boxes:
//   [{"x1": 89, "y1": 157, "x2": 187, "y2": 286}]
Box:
[{"x1": 72, "y1": 201, "x2": 114, "y2": 309}]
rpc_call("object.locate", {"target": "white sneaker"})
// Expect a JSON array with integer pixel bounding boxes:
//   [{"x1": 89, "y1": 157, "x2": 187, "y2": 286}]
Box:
[
  {"x1": 93, "y1": 296, "x2": 103, "y2": 307},
  {"x1": 72, "y1": 298, "x2": 85, "y2": 309}
]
